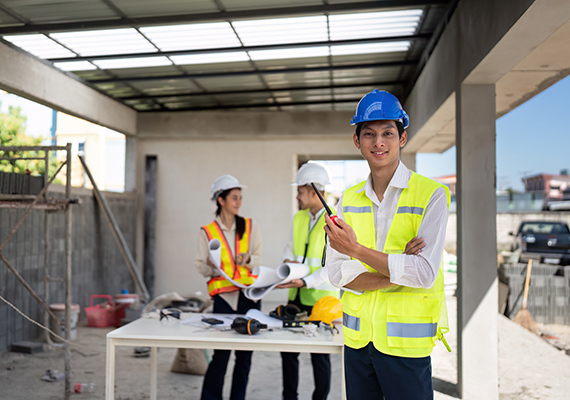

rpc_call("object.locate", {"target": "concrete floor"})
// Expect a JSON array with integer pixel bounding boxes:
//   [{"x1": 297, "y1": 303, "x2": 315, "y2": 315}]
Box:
[{"x1": 1, "y1": 273, "x2": 570, "y2": 399}]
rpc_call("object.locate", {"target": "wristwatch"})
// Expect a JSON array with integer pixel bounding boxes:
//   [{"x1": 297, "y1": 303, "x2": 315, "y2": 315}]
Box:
[{"x1": 301, "y1": 278, "x2": 307, "y2": 288}]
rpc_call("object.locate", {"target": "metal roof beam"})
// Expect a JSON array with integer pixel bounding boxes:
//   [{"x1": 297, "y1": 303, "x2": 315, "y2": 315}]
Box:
[
  {"x1": 47, "y1": 34, "x2": 429, "y2": 63},
  {"x1": 117, "y1": 81, "x2": 406, "y2": 101},
  {"x1": 0, "y1": 1, "x2": 448, "y2": 35},
  {"x1": 91, "y1": 60, "x2": 417, "y2": 84},
  {"x1": 147, "y1": 97, "x2": 364, "y2": 112}
]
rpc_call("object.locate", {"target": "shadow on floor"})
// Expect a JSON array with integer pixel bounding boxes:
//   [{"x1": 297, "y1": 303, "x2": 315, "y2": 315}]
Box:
[{"x1": 433, "y1": 377, "x2": 460, "y2": 398}]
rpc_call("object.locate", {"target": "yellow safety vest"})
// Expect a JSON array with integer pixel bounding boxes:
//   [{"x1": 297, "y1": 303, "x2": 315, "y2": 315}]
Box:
[
  {"x1": 340, "y1": 172, "x2": 450, "y2": 358},
  {"x1": 202, "y1": 219, "x2": 256, "y2": 297},
  {"x1": 288, "y1": 209, "x2": 340, "y2": 306}
]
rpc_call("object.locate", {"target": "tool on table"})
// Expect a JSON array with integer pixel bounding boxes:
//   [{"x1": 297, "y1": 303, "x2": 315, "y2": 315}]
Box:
[
  {"x1": 201, "y1": 317, "x2": 224, "y2": 325},
  {"x1": 231, "y1": 317, "x2": 267, "y2": 335},
  {"x1": 310, "y1": 183, "x2": 340, "y2": 227},
  {"x1": 282, "y1": 320, "x2": 320, "y2": 328}
]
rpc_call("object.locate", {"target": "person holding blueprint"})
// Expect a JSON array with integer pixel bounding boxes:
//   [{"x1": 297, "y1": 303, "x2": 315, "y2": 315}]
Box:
[
  {"x1": 195, "y1": 174, "x2": 263, "y2": 400},
  {"x1": 276, "y1": 163, "x2": 339, "y2": 400}
]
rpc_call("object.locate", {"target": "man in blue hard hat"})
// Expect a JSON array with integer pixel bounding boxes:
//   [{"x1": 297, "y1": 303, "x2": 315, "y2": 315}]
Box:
[{"x1": 324, "y1": 90, "x2": 451, "y2": 400}]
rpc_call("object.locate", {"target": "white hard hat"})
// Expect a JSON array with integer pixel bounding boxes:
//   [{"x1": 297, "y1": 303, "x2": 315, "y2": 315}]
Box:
[
  {"x1": 210, "y1": 174, "x2": 247, "y2": 201},
  {"x1": 292, "y1": 163, "x2": 330, "y2": 190}
]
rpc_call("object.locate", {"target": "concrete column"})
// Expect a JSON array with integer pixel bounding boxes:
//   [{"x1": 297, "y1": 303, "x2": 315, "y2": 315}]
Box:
[
  {"x1": 125, "y1": 136, "x2": 137, "y2": 193},
  {"x1": 455, "y1": 84, "x2": 498, "y2": 399},
  {"x1": 400, "y1": 152, "x2": 416, "y2": 171}
]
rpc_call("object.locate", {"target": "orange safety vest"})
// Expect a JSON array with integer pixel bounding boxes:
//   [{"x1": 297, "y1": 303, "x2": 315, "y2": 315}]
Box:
[{"x1": 202, "y1": 218, "x2": 256, "y2": 296}]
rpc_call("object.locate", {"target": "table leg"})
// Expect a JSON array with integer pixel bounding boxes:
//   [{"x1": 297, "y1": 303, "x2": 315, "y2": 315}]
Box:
[
  {"x1": 150, "y1": 347, "x2": 158, "y2": 400},
  {"x1": 105, "y1": 337, "x2": 115, "y2": 400}
]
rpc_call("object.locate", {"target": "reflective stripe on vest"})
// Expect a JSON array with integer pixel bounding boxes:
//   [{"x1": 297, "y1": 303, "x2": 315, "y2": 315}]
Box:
[
  {"x1": 340, "y1": 173, "x2": 450, "y2": 357},
  {"x1": 343, "y1": 312, "x2": 360, "y2": 331},
  {"x1": 397, "y1": 206, "x2": 424, "y2": 215},
  {"x1": 342, "y1": 205, "x2": 372, "y2": 214},
  {"x1": 288, "y1": 209, "x2": 339, "y2": 306},
  {"x1": 387, "y1": 322, "x2": 438, "y2": 338},
  {"x1": 202, "y1": 219, "x2": 255, "y2": 297}
]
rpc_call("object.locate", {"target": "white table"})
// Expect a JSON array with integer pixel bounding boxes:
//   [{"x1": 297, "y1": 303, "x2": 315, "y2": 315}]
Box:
[{"x1": 105, "y1": 315, "x2": 344, "y2": 400}]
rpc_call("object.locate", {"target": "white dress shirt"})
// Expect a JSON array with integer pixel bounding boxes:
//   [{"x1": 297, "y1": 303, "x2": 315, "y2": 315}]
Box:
[
  {"x1": 282, "y1": 208, "x2": 334, "y2": 290},
  {"x1": 326, "y1": 161, "x2": 449, "y2": 290}
]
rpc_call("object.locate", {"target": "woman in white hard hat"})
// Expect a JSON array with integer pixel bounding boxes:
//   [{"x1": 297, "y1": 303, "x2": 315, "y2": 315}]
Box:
[{"x1": 196, "y1": 174, "x2": 263, "y2": 400}]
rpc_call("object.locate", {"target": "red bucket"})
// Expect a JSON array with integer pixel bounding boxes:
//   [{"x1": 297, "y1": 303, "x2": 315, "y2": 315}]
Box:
[{"x1": 84, "y1": 295, "x2": 114, "y2": 328}]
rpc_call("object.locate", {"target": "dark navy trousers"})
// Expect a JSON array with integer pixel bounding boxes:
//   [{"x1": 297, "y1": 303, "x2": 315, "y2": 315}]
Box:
[
  {"x1": 344, "y1": 342, "x2": 433, "y2": 400},
  {"x1": 281, "y1": 293, "x2": 331, "y2": 400},
  {"x1": 200, "y1": 292, "x2": 261, "y2": 400}
]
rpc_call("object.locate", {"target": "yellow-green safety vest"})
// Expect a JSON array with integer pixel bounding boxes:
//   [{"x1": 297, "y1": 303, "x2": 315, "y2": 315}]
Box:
[
  {"x1": 340, "y1": 172, "x2": 450, "y2": 358},
  {"x1": 288, "y1": 209, "x2": 340, "y2": 306}
]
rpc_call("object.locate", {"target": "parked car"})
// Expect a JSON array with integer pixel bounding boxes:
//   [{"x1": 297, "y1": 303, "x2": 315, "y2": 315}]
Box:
[{"x1": 509, "y1": 221, "x2": 570, "y2": 265}]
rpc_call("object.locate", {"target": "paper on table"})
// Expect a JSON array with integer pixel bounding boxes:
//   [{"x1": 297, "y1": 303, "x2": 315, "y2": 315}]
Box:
[
  {"x1": 208, "y1": 239, "x2": 310, "y2": 300},
  {"x1": 244, "y1": 309, "x2": 283, "y2": 328}
]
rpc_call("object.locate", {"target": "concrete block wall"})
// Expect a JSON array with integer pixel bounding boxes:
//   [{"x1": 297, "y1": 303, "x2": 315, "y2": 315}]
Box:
[
  {"x1": 501, "y1": 263, "x2": 569, "y2": 325},
  {"x1": 0, "y1": 185, "x2": 136, "y2": 354}
]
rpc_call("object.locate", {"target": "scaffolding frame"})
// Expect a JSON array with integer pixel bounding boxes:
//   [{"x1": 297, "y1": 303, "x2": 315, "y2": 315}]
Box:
[{"x1": 0, "y1": 144, "x2": 76, "y2": 399}]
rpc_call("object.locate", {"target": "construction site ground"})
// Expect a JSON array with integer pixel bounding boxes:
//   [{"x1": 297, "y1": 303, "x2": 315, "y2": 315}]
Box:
[{"x1": 1, "y1": 272, "x2": 570, "y2": 400}]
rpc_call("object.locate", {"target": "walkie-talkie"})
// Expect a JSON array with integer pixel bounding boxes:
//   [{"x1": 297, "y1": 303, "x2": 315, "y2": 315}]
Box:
[{"x1": 310, "y1": 183, "x2": 341, "y2": 227}]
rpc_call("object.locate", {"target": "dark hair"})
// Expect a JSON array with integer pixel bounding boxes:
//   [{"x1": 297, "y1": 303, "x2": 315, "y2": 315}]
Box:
[
  {"x1": 215, "y1": 188, "x2": 246, "y2": 239},
  {"x1": 301, "y1": 184, "x2": 325, "y2": 198},
  {"x1": 355, "y1": 121, "x2": 404, "y2": 140}
]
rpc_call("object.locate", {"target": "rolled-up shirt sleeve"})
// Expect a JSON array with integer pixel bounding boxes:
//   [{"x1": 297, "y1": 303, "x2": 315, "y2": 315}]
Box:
[
  {"x1": 387, "y1": 187, "x2": 449, "y2": 288},
  {"x1": 326, "y1": 195, "x2": 369, "y2": 288}
]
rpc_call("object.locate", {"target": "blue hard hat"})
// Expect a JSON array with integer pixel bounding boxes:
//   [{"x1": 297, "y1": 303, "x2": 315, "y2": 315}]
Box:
[{"x1": 350, "y1": 89, "x2": 409, "y2": 128}]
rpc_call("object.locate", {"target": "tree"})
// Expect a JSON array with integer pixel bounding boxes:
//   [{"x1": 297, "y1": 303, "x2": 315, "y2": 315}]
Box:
[{"x1": 0, "y1": 103, "x2": 59, "y2": 177}]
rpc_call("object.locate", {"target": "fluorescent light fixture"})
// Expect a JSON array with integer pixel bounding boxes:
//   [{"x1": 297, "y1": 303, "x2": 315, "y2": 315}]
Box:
[
  {"x1": 94, "y1": 57, "x2": 172, "y2": 69},
  {"x1": 331, "y1": 42, "x2": 410, "y2": 56},
  {"x1": 234, "y1": 16, "x2": 328, "y2": 46},
  {"x1": 53, "y1": 61, "x2": 97, "y2": 71},
  {"x1": 2, "y1": 34, "x2": 75, "y2": 58},
  {"x1": 51, "y1": 28, "x2": 157, "y2": 56},
  {"x1": 141, "y1": 22, "x2": 241, "y2": 51},
  {"x1": 250, "y1": 46, "x2": 329, "y2": 61},
  {"x1": 171, "y1": 52, "x2": 249, "y2": 65},
  {"x1": 329, "y1": 10, "x2": 423, "y2": 41}
]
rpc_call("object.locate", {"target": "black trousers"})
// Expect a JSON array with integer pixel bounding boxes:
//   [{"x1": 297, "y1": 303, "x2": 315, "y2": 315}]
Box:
[
  {"x1": 344, "y1": 342, "x2": 433, "y2": 400},
  {"x1": 280, "y1": 293, "x2": 331, "y2": 400},
  {"x1": 200, "y1": 292, "x2": 261, "y2": 400}
]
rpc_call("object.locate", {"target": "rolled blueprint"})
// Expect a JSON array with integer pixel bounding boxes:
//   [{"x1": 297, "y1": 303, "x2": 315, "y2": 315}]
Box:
[
  {"x1": 243, "y1": 262, "x2": 310, "y2": 301},
  {"x1": 207, "y1": 239, "x2": 311, "y2": 299},
  {"x1": 208, "y1": 238, "x2": 248, "y2": 288}
]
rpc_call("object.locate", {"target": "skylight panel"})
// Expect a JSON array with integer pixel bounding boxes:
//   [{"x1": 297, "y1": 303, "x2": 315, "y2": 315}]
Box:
[
  {"x1": 249, "y1": 46, "x2": 329, "y2": 61},
  {"x1": 50, "y1": 28, "x2": 157, "y2": 56},
  {"x1": 233, "y1": 16, "x2": 328, "y2": 46},
  {"x1": 331, "y1": 42, "x2": 410, "y2": 56},
  {"x1": 171, "y1": 52, "x2": 249, "y2": 65},
  {"x1": 329, "y1": 10, "x2": 423, "y2": 40},
  {"x1": 53, "y1": 61, "x2": 97, "y2": 71},
  {"x1": 94, "y1": 57, "x2": 172, "y2": 70},
  {"x1": 3, "y1": 34, "x2": 75, "y2": 59},
  {"x1": 140, "y1": 23, "x2": 241, "y2": 51}
]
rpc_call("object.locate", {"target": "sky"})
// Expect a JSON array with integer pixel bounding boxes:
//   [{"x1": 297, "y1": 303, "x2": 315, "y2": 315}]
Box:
[
  {"x1": 3, "y1": 73, "x2": 570, "y2": 193},
  {"x1": 0, "y1": 90, "x2": 54, "y2": 141},
  {"x1": 417, "y1": 74, "x2": 570, "y2": 192}
]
